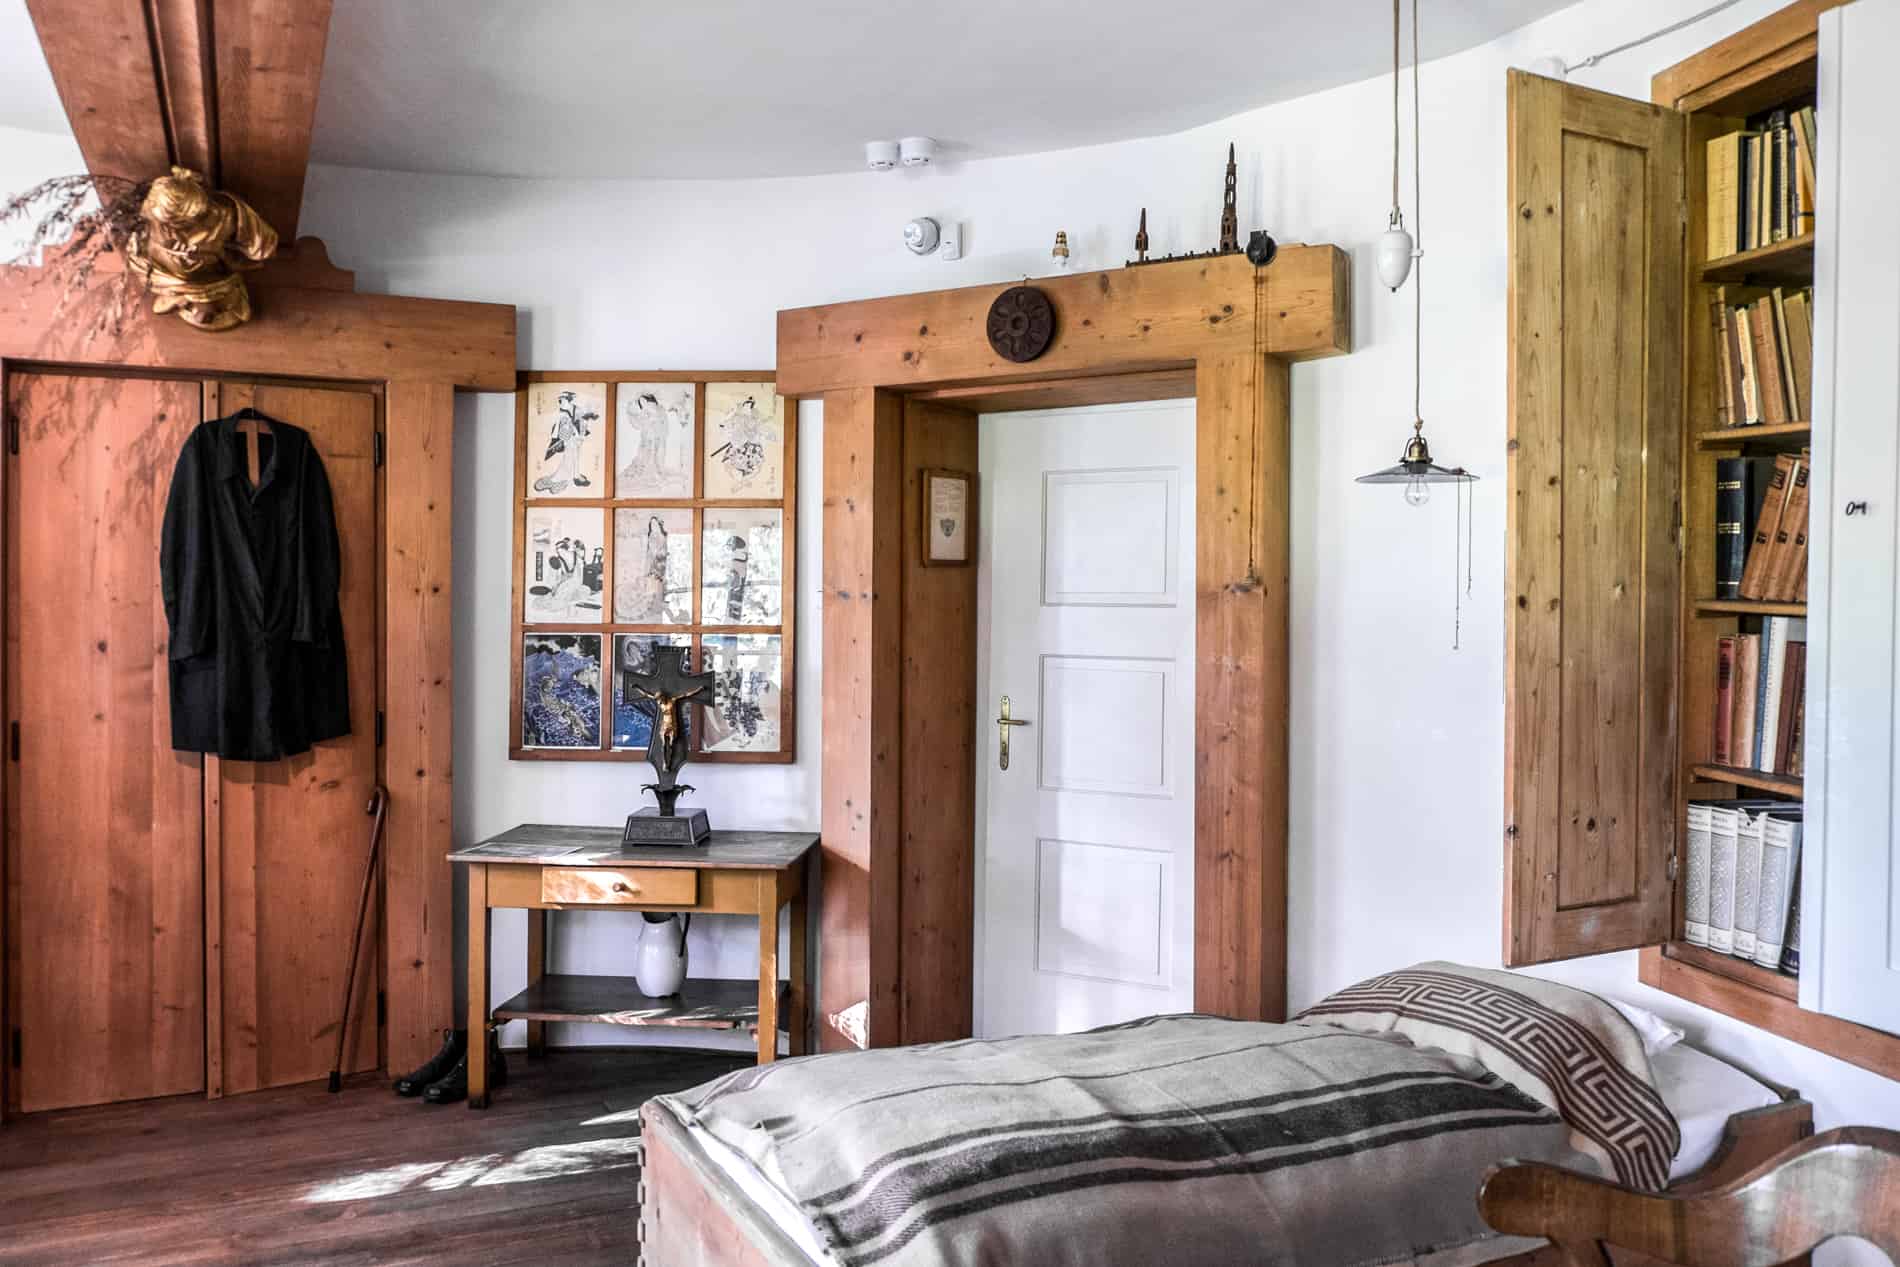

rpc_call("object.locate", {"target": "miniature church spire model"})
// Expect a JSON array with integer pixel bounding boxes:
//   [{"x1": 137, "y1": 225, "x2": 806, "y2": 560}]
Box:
[{"x1": 1219, "y1": 143, "x2": 1240, "y2": 253}]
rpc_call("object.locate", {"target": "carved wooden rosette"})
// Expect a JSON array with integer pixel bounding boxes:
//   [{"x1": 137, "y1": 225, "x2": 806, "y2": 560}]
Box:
[{"x1": 985, "y1": 286, "x2": 1056, "y2": 363}]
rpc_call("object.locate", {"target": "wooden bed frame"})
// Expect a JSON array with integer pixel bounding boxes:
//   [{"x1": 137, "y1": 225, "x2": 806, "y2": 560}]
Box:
[{"x1": 634, "y1": 1085, "x2": 1814, "y2": 1267}]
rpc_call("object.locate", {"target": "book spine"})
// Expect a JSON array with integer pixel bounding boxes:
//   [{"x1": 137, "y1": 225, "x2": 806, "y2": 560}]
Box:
[
  {"x1": 1740, "y1": 134, "x2": 1756, "y2": 253},
  {"x1": 1708, "y1": 807, "x2": 1739, "y2": 954},
  {"x1": 1736, "y1": 303, "x2": 1763, "y2": 426},
  {"x1": 1712, "y1": 299, "x2": 1735, "y2": 427},
  {"x1": 1685, "y1": 803, "x2": 1713, "y2": 947},
  {"x1": 1786, "y1": 289, "x2": 1814, "y2": 421},
  {"x1": 1739, "y1": 454, "x2": 1794, "y2": 599},
  {"x1": 1755, "y1": 619, "x2": 1781, "y2": 771},
  {"x1": 1779, "y1": 866, "x2": 1802, "y2": 976},
  {"x1": 1775, "y1": 641, "x2": 1806, "y2": 775},
  {"x1": 1772, "y1": 288, "x2": 1800, "y2": 423},
  {"x1": 1767, "y1": 456, "x2": 1810, "y2": 602},
  {"x1": 1763, "y1": 122, "x2": 1778, "y2": 245},
  {"x1": 1751, "y1": 300, "x2": 1789, "y2": 425},
  {"x1": 1706, "y1": 135, "x2": 1736, "y2": 261},
  {"x1": 1733, "y1": 808, "x2": 1765, "y2": 959},
  {"x1": 1732, "y1": 634, "x2": 1761, "y2": 771},
  {"x1": 1730, "y1": 305, "x2": 1751, "y2": 426},
  {"x1": 1714, "y1": 457, "x2": 1750, "y2": 598},
  {"x1": 1754, "y1": 817, "x2": 1802, "y2": 968},
  {"x1": 1788, "y1": 666, "x2": 1808, "y2": 777},
  {"x1": 1714, "y1": 635, "x2": 1737, "y2": 766}
]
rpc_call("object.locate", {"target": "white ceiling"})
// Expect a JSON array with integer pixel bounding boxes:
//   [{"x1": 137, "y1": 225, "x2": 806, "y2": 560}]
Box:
[{"x1": 0, "y1": 0, "x2": 1574, "y2": 181}]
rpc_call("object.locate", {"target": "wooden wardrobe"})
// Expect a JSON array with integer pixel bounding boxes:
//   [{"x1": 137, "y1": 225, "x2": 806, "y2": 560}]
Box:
[
  {"x1": 4, "y1": 373, "x2": 380, "y2": 1109},
  {"x1": 0, "y1": 242, "x2": 514, "y2": 1118}
]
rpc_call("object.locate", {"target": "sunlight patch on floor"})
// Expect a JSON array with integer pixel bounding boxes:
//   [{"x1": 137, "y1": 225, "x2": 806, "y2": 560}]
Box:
[
  {"x1": 302, "y1": 1135, "x2": 644, "y2": 1203},
  {"x1": 579, "y1": 1107, "x2": 645, "y2": 1128}
]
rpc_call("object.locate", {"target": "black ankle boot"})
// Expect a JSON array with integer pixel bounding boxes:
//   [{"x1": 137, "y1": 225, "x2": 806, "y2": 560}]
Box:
[
  {"x1": 422, "y1": 1033, "x2": 507, "y2": 1104},
  {"x1": 394, "y1": 1029, "x2": 465, "y2": 1097}
]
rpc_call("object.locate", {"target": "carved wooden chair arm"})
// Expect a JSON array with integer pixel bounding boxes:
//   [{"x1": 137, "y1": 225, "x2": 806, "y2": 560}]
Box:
[{"x1": 1478, "y1": 1126, "x2": 1900, "y2": 1267}]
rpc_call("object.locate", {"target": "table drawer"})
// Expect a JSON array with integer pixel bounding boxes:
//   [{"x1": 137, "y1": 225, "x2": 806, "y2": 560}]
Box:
[{"x1": 540, "y1": 867, "x2": 697, "y2": 906}]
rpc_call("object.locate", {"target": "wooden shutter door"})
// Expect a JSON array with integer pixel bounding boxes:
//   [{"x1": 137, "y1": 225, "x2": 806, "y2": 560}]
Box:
[
  {"x1": 207, "y1": 381, "x2": 381, "y2": 1094},
  {"x1": 1505, "y1": 71, "x2": 1685, "y2": 966},
  {"x1": 5, "y1": 372, "x2": 206, "y2": 1111}
]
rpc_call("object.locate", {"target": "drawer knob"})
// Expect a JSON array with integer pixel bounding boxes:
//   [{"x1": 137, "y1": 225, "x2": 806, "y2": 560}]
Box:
[{"x1": 613, "y1": 881, "x2": 633, "y2": 894}]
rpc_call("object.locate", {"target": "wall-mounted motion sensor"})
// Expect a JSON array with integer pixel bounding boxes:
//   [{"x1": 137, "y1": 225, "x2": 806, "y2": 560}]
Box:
[
  {"x1": 899, "y1": 136, "x2": 937, "y2": 167},
  {"x1": 903, "y1": 217, "x2": 941, "y2": 255},
  {"x1": 865, "y1": 140, "x2": 899, "y2": 171}
]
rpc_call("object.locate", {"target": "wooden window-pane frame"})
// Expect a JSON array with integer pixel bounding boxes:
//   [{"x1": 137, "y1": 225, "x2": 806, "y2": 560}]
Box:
[{"x1": 510, "y1": 370, "x2": 795, "y2": 764}]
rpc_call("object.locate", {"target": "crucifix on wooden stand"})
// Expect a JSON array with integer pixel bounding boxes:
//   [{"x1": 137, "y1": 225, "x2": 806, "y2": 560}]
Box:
[{"x1": 621, "y1": 645, "x2": 716, "y2": 846}]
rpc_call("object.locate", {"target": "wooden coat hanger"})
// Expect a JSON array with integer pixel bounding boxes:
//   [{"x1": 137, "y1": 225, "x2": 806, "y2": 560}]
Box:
[{"x1": 227, "y1": 405, "x2": 282, "y2": 485}]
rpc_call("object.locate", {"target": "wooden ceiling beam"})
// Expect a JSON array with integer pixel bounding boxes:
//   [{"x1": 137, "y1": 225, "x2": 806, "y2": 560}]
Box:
[{"x1": 23, "y1": 0, "x2": 333, "y2": 240}]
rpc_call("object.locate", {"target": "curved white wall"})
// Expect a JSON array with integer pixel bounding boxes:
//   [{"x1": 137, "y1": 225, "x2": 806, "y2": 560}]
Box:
[
  {"x1": 5, "y1": 0, "x2": 1895, "y2": 1187},
  {"x1": 285, "y1": 0, "x2": 1900, "y2": 1138}
]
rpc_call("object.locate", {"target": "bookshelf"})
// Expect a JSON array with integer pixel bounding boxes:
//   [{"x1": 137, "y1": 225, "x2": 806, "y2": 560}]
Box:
[
  {"x1": 1692, "y1": 599, "x2": 1806, "y2": 618},
  {"x1": 1692, "y1": 421, "x2": 1808, "y2": 450},
  {"x1": 1644, "y1": 0, "x2": 1900, "y2": 1082},
  {"x1": 1687, "y1": 763, "x2": 1801, "y2": 797},
  {"x1": 1699, "y1": 236, "x2": 1815, "y2": 284}
]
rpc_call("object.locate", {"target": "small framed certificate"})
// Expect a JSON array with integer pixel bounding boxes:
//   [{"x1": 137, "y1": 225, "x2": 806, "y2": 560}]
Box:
[{"x1": 921, "y1": 468, "x2": 975, "y2": 567}]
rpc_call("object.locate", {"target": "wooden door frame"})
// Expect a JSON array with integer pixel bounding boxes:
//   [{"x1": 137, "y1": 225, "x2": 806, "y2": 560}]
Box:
[
  {"x1": 776, "y1": 248, "x2": 1351, "y2": 1049},
  {"x1": 0, "y1": 245, "x2": 514, "y2": 1115}
]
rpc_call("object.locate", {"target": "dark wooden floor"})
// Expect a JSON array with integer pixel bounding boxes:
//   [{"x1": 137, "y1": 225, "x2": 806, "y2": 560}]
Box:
[{"x1": 0, "y1": 1046, "x2": 749, "y2": 1266}]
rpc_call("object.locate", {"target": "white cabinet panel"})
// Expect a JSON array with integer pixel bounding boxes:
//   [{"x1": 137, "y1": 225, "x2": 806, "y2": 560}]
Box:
[{"x1": 1801, "y1": 0, "x2": 1900, "y2": 1036}]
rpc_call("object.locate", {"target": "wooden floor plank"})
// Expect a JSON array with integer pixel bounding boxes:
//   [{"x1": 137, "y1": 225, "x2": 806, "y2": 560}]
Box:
[{"x1": 0, "y1": 1047, "x2": 746, "y2": 1266}]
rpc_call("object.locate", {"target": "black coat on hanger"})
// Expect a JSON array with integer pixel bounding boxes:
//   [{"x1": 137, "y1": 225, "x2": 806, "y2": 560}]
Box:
[{"x1": 160, "y1": 411, "x2": 351, "y2": 760}]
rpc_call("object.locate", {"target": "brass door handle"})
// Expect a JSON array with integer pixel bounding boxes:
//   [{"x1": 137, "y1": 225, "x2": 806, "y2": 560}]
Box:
[{"x1": 995, "y1": 694, "x2": 1031, "y2": 770}]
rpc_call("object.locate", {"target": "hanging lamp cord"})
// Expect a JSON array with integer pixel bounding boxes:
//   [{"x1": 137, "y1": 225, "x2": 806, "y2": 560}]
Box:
[
  {"x1": 1411, "y1": 0, "x2": 1423, "y2": 433},
  {"x1": 1391, "y1": 0, "x2": 1402, "y2": 225}
]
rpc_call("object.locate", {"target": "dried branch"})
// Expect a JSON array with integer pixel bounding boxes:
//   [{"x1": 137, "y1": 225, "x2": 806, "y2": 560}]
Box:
[{"x1": 1, "y1": 173, "x2": 153, "y2": 346}]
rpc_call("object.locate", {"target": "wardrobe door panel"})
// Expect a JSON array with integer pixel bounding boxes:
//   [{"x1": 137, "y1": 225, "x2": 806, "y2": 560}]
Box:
[
  {"x1": 211, "y1": 382, "x2": 380, "y2": 1095},
  {"x1": 6, "y1": 372, "x2": 205, "y2": 1112}
]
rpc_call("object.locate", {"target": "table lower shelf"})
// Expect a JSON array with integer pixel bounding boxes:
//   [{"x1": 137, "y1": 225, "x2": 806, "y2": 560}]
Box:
[{"x1": 493, "y1": 974, "x2": 789, "y2": 1032}]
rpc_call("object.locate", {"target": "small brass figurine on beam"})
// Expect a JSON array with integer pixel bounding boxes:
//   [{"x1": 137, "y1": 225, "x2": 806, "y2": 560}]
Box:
[
  {"x1": 621, "y1": 645, "x2": 714, "y2": 846},
  {"x1": 128, "y1": 166, "x2": 278, "y2": 331}
]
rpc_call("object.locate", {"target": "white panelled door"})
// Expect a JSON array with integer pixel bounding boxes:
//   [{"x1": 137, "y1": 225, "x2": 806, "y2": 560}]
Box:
[{"x1": 975, "y1": 400, "x2": 1195, "y2": 1039}]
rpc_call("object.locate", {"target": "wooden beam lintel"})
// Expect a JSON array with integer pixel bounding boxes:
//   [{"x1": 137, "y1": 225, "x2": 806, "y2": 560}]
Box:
[
  {"x1": 0, "y1": 259, "x2": 516, "y2": 392},
  {"x1": 777, "y1": 246, "x2": 1350, "y2": 398}
]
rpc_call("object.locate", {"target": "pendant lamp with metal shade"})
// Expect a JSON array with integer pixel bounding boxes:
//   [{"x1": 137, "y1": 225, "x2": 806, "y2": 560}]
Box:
[{"x1": 1357, "y1": 0, "x2": 1477, "y2": 645}]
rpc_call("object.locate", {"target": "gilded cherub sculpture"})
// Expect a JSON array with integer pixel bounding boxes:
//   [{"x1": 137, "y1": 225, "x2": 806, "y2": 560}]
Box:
[{"x1": 126, "y1": 166, "x2": 278, "y2": 331}]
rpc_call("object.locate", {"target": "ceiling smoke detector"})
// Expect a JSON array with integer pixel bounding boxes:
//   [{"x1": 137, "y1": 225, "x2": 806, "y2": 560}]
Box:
[
  {"x1": 865, "y1": 140, "x2": 899, "y2": 171},
  {"x1": 899, "y1": 136, "x2": 937, "y2": 167}
]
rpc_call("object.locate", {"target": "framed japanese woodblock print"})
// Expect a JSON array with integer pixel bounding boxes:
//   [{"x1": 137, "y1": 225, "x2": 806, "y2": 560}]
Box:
[{"x1": 511, "y1": 371, "x2": 795, "y2": 763}]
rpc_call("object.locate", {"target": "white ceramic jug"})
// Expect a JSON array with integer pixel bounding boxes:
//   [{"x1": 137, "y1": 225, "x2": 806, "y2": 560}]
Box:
[{"x1": 635, "y1": 912, "x2": 689, "y2": 997}]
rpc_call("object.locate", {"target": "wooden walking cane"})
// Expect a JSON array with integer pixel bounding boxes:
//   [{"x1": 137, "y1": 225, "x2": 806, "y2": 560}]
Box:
[{"x1": 329, "y1": 786, "x2": 390, "y2": 1093}]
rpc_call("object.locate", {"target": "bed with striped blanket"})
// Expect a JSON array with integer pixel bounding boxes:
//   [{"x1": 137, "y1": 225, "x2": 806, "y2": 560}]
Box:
[{"x1": 643, "y1": 964, "x2": 1684, "y2": 1267}]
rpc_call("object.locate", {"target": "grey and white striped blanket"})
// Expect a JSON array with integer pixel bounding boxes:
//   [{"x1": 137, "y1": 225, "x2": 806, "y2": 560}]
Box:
[{"x1": 660, "y1": 977, "x2": 1670, "y2": 1267}]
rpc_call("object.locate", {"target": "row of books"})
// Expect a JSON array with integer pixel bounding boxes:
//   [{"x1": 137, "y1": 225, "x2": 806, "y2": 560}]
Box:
[
  {"x1": 1712, "y1": 285, "x2": 1812, "y2": 428},
  {"x1": 1714, "y1": 452, "x2": 1809, "y2": 602},
  {"x1": 1684, "y1": 800, "x2": 1801, "y2": 977},
  {"x1": 1714, "y1": 617, "x2": 1806, "y2": 776},
  {"x1": 1705, "y1": 107, "x2": 1815, "y2": 259}
]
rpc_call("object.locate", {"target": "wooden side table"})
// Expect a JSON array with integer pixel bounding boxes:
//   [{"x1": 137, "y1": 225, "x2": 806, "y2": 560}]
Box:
[{"x1": 451, "y1": 825, "x2": 819, "y2": 1109}]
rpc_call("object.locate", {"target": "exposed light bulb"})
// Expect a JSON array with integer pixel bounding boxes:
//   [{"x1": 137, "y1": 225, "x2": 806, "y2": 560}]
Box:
[{"x1": 1404, "y1": 474, "x2": 1431, "y2": 507}]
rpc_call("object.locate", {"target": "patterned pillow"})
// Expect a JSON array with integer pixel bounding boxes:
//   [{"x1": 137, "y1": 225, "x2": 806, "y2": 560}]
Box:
[{"x1": 1294, "y1": 961, "x2": 1681, "y2": 1190}]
